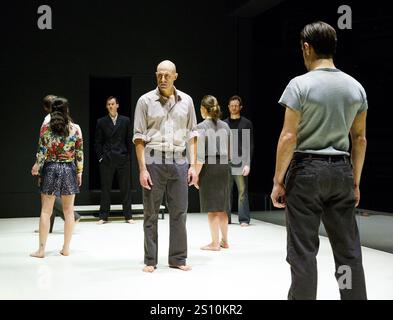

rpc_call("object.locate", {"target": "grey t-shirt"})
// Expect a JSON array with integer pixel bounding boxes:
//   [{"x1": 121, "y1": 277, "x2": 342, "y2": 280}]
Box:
[
  {"x1": 279, "y1": 68, "x2": 368, "y2": 155},
  {"x1": 196, "y1": 119, "x2": 231, "y2": 163}
]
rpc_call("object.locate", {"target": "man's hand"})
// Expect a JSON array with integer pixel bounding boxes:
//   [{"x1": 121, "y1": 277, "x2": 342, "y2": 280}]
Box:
[
  {"x1": 188, "y1": 166, "x2": 198, "y2": 188},
  {"x1": 271, "y1": 182, "x2": 286, "y2": 208},
  {"x1": 31, "y1": 163, "x2": 39, "y2": 176},
  {"x1": 140, "y1": 169, "x2": 153, "y2": 190},
  {"x1": 354, "y1": 185, "x2": 360, "y2": 207},
  {"x1": 242, "y1": 165, "x2": 250, "y2": 176},
  {"x1": 77, "y1": 173, "x2": 82, "y2": 187}
]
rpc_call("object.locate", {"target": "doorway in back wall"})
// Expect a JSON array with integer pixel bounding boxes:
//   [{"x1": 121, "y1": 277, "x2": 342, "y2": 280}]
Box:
[{"x1": 89, "y1": 75, "x2": 132, "y2": 192}]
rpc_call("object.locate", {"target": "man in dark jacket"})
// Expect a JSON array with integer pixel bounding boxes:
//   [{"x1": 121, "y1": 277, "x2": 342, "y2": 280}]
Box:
[{"x1": 95, "y1": 96, "x2": 133, "y2": 224}]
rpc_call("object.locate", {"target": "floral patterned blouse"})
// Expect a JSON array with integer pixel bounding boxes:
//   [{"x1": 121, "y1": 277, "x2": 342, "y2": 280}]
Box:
[{"x1": 36, "y1": 122, "x2": 84, "y2": 174}]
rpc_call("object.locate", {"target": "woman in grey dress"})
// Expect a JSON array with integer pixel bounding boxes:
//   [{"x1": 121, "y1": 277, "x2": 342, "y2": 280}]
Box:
[{"x1": 195, "y1": 95, "x2": 231, "y2": 251}]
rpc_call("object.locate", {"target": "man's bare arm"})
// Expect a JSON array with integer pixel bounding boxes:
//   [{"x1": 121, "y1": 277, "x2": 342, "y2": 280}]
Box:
[
  {"x1": 135, "y1": 139, "x2": 153, "y2": 190},
  {"x1": 350, "y1": 111, "x2": 367, "y2": 206},
  {"x1": 273, "y1": 107, "x2": 301, "y2": 184},
  {"x1": 271, "y1": 107, "x2": 300, "y2": 208}
]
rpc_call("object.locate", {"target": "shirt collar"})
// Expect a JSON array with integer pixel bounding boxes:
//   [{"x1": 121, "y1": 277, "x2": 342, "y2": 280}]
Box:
[
  {"x1": 109, "y1": 113, "x2": 118, "y2": 121},
  {"x1": 155, "y1": 87, "x2": 182, "y2": 105}
]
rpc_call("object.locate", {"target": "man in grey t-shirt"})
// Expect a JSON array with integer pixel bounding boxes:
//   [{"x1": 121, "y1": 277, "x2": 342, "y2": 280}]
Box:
[{"x1": 271, "y1": 21, "x2": 367, "y2": 300}]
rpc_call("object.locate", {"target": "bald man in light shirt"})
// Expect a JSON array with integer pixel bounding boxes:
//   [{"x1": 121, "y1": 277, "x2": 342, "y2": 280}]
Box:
[{"x1": 133, "y1": 60, "x2": 198, "y2": 273}]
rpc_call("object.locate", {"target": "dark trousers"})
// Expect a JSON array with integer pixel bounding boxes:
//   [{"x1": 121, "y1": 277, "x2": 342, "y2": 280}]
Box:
[
  {"x1": 285, "y1": 154, "x2": 367, "y2": 300},
  {"x1": 143, "y1": 162, "x2": 188, "y2": 266},
  {"x1": 99, "y1": 157, "x2": 132, "y2": 220},
  {"x1": 229, "y1": 174, "x2": 250, "y2": 224}
]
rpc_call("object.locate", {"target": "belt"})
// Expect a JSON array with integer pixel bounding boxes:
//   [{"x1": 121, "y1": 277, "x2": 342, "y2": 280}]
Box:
[
  {"x1": 294, "y1": 153, "x2": 349, "y2": 162},
  {"x1": 147, "y1": 149, "x2": 186, "y2": 160}
]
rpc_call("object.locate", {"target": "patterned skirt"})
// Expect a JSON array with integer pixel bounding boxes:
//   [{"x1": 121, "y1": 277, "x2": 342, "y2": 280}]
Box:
[{"x1": 41, "y1": 162, "x2": 79, "y2": 196}]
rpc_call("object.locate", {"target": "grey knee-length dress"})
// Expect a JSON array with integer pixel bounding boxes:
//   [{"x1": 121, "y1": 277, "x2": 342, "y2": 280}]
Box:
[{"x1": 197, "y1": 119, "x2": 231, "y2": 213}]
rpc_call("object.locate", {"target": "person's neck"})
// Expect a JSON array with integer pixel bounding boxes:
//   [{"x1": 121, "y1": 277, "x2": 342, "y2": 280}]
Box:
[
  {"x1": 230, "y1": 114, "x2": 241, "y2": 120},
  {"x1": 109, "y1": 112, "x2": 118, "y2": 118},
  {"x1": 159, "y1": 87, "x2": 175, "y2": 98},
  {"x1": 309, "y1": 58, "x2": 335, "y2": 71}
]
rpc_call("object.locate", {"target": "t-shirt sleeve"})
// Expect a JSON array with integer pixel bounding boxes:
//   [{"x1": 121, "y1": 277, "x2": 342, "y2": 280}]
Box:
[
  {"x1": 358, "y1": 87, "x2": 368, "y2": 114},
  {"x1": 278, "y1": 78, "x2": 302, "y2": 111}
]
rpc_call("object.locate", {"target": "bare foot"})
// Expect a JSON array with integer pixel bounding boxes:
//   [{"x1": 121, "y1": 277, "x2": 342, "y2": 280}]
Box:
[
  {"x1": 220, "y1": 240, "x2": 229, "y2": 249},
  {"x1": 30, "y1": 251, "x2": 45, "y2": 258},
  {"x1": 240, "y1": 223, "x2": 250, "y2": 227},
  {"x1": 60, "y1": 249, "x2": 70, "y2": 256},
  {"x1": 201, "y1": 244, "x2": 221, "y2": 251},
  {"x1": 126, "y1": 219, "x2": 136, "y2": 224},
  {"x1": 143, "y1": 265, "x2": 156, "y2": 273},
  {"x1": 97, "y1": 220, "x2": 108, "y2": 225},
  {"x1": 169, "y1": 265, "x2": 192, "y2": 271}
]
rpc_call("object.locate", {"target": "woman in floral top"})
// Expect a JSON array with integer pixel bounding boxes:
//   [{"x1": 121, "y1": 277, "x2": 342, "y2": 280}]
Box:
[{"x1": 31, "y1": 97, "x2": 83, "y2": 258}]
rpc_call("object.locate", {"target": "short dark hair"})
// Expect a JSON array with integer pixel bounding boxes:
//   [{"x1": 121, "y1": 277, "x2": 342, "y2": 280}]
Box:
[
  {"x1": 228, "y1": 95, "x2": 242, "y2": 106},
  {"x1": 300, "y1": 21, "x2": 337, "y2": 58},
  {"x1": 43, "y1": 94, "x2": 57, "y2": 113},
  {"x1": 106, "y1": 96, "x2": 119, "y2": 104}
]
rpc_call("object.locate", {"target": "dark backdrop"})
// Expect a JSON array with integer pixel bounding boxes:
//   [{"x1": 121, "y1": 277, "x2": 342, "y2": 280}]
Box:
[
  {"x1": 0, "y1": 0, "x2": 391, "y2": 218},
  {"x1": 247, "y1": 0, "x2": 393, "y2": 213}
]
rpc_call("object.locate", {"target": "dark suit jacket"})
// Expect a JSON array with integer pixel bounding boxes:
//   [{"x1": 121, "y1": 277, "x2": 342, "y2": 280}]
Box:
[{"x1": 95, "y1": 114, "x2": 132, "y2": 162}]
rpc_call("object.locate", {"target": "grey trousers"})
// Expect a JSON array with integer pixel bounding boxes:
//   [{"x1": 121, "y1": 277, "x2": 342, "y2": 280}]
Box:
[{"x1": 143, "y1": 162, "x2": 189, "y2": 266}]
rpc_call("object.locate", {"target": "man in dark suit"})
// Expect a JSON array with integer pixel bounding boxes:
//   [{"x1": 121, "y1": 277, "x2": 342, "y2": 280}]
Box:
[{"x1": 95, "y1": 96, "x2": 134, "y2": 224}]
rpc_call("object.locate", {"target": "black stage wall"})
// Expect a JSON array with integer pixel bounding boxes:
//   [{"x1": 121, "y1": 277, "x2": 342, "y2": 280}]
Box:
[
  {"x1": 0, "y1": 0, "x2": 238, "y2": 217},
  {"x1": 0, "y1": 0, "x2": 392, "y2": 218},
  {"x1": 247, "y1": 0, "x2": 393, "y2": 213}
]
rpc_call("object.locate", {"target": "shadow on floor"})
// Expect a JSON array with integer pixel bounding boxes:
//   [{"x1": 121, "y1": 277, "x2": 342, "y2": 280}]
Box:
[{"x1": 249, "y1": 209, "x2": 393, "y2": 254}]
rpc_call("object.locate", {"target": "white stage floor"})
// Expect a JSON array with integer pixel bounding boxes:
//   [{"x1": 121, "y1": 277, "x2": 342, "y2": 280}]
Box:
[{"x1": 0, "y1": 213, "x2": 392, "y2": 300}]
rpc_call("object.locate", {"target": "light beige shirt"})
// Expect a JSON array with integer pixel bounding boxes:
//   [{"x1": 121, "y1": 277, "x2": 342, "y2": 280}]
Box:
[{"x1": 133, "y1": 87, "x2": 198, "y2": 153}]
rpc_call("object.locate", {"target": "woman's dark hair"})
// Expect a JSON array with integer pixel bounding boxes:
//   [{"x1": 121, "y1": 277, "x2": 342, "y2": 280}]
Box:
[
  {"x1": 300, "y1": 21, "x2": 337, "y2": 58},
  {"x1": 50, "y1": 97, "x2": 72, "y2": 137},
  {"x1": 201, "y1": 95, "x2": 221, "y2": 124}
]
